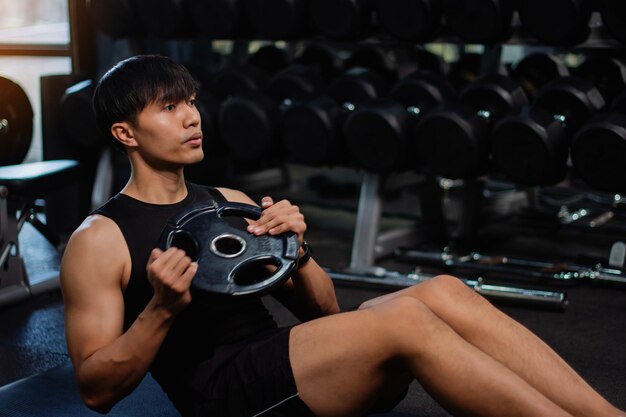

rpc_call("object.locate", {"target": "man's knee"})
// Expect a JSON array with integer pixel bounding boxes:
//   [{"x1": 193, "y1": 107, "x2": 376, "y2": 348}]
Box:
[
  {"x1": 361, "y1": 296, "x2": 442, "y2": 339},
  {"x1": 357, "y1": 275, "x2": 474, "y2": 312},
  {"x1": 420, "y1": 274, "x2": 479, "y2": 303}
]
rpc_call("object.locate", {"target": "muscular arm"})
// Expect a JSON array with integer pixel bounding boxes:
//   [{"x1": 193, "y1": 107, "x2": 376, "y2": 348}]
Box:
[
  {"x1": 273, "y1": 251, "x2": 341, "y2": 321},
  {"x1": 61, "y1": 216, "x2": 196, "y2": 413},
  {"x1": 219, "y1": 188, "x2": 340, "y2": 320}
]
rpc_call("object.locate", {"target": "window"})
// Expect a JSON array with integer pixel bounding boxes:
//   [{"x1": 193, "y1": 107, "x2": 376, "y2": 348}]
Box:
[
  {"x1": 0, "y1": 0, "x2": 72, "y2": 163},
  {"x1": 0, "y1": 0, "x2": 70, "y2": 45}
]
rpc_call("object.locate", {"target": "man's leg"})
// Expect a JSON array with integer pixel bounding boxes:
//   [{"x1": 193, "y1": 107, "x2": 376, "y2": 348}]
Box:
[
  {"x1": 289, "y1": 296, "x2": 574, "y2": 417},
  {"x1": 359, "y1": 275, "x2": 624, "y2": 417}
]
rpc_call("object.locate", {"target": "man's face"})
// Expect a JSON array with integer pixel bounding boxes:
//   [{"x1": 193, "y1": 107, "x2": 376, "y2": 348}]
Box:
[{"x1": 131, "y1": 95, "x2": 204, "y2": 167}]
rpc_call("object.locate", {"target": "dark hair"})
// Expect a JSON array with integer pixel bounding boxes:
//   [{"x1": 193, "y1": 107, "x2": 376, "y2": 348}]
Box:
[{"x1": 93, "y1": 55, "x2": 198, "y2": 152}]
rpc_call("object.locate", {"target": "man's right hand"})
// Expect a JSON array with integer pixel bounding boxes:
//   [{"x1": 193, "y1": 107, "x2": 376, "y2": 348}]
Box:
[{"x1": 147, "y1": 247, "x2": 197, "y2": 315}]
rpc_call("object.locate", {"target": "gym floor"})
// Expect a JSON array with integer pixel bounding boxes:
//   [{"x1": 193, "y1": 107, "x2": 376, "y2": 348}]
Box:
[{"x1": 1, "y1": 169, "x2": 625, "y2": 416}]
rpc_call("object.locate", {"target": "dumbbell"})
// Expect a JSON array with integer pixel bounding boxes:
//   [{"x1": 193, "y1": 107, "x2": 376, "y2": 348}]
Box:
[
  {"x1": 343, "y1": 46, "x2": 398, "y2": 86},
  {"x1": 280, "y1": 67, "x2": 389, "y2": 167},
  {"x1": 600, "y1": 1, "x2": 626, "y2": 45},
  {"x1": 215, "y1": 43, "x2": 340, "y2": 164},
  {"x1": 0, "y1": 76, "x2": 33, "y2": 166},
  {"x1": 343, "y1": 71, "x2": 456, "y2": 173},
  {"x1": 135, "y1": 0, "x2": 193, "y2": 38},
  {"x1": 88, "y1": 0, "x2": 144, "y2": 38},
  {"x1": 279, "y1": 46, "x2": 395, "y2": 166},
  {"x1": 219, "y1": 64, "x2": 326, "y2": 161},
  {"x1": 491, "y1": 77, "x2": 605, "y2": 186},
  {"x1": 510, "y1": 53, "x2": 570, "y2": 100},
  {"x1": 210, "y1": 45, "x2": 290, "y2": 100},
  {"x1": 293, "y1": 43, "x2": 345, "y2": 82},
  {"x1": 59, "y1": 80, "x2": 107, "y2": 150},
  {"x1": 518, "y1": 0, "x2": 593, "y2": 45},
  {"x1": 245, "y1": 0, "x2": 310, "y2": 40},
  {"x1": 408, "y1": 45, "x2": 450, "y2": 76},
  {"x1": 376, "y1": 0, "x2": 442, "y2": 42},
  {"x1": 442, "y1": 0, "x2": 516, "y2": 44},
  {"x1": 309, "y1": 0, "x2": 374, "y2": 40},
  {"x1": 574, "y1": 55, "x2": 626, "y2": 104},
  {"x1": 186, "y1": 0, "x2": 251, "y2": 39},
  {"x1": 416, "y1": 74, "x2": 528, "y2": 179},
  {"x1": 247, "y1": 44, "x2": 292, "y2": 77},
  {"x1": 571, "y1": 90, "x2": 626, "y2": 194},
  {"x1": 448, "y1": 52, "x2": 509, "y2": 92}
]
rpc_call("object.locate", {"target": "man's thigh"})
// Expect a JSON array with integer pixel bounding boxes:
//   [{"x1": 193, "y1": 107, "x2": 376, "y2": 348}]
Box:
[{"x1": 289, "y1": 306, "x2": 413, "y2": 417}]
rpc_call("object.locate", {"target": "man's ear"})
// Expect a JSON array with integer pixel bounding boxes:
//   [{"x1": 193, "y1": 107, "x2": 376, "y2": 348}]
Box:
[{"x1": 111, "y1": 122, "x2": 137, "y2": 148}]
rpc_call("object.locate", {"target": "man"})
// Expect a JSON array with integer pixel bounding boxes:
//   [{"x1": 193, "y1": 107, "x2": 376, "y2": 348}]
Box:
[{"x1": 60, "y1": 55, "x2": 624, "y2": 417}]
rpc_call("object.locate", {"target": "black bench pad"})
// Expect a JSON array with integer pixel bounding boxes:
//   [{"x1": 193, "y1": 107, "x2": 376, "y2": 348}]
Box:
[
  {"x1": 0, "y1": 362, "x2": 417, "y2": 417},
  {"x1": 0, "y1": 160, "x2": 79, "y2": 195},
  {"x1": 0, "y1": 362, "x2": 180, "y2": 417}
]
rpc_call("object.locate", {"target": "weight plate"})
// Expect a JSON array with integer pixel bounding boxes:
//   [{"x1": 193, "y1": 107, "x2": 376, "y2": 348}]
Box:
[
  {"x1": 0, "y1": 76, "x2": 33, "y2": 166},
  {"x1": 159, "y1": 201, "x2": 299, "y2": 296}
]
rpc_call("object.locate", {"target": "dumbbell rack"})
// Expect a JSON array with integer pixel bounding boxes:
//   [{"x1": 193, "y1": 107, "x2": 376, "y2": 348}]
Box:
[
  {"x1": 333, "y1": 163, "x2": 626, "y2": 300},
  {"x1": 60, "y1": 0, "x2": 626, "y2": 310},
  {"x1": 325, "y1": 171, "x2": 569, "y2": 310}
]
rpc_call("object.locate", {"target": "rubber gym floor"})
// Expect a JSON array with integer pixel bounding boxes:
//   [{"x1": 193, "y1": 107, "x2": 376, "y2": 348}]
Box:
[{"x1": 1, "y1": 176, "x2": 625, "y2": 416}]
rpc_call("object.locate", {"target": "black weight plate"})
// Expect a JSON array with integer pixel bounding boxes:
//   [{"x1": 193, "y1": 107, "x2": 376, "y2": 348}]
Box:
[
  {"x1": 415, "y1": 105, "x2": 486, "y2": 179},
  {"x1": 218, "y1": 94, "x2": 279, "y2": 160},
  {"x1": 247, "y1": 45, "x2": 290, "y2": 77},
  {"x1": 575, "y1": 56, "x2": 626, "y2": 104},
  {"x1": 60, "y1": 80, "x2": 106, "y2": 149},
  {"x1": 535, "y1": 76, "x2": 605, "y2": 132},
  {"x1": 344, "y1": 46, "x2": 397, "y2": 85},
  {"x1": 281, "y1": 97, "x2": 343, "y2": 166},
  {"x1": 0, "y1": 76, "x2": 33, "y2": 166},
  {"x1": 268, "y1": 65, "x2": 325, "y2": 103},
  {"x1": 159, "y1": 201, "x2": 299, "y2": 296},
  {"x1": 344, "y1": 100, "x2": 409, "y2": 173},
  {"x1": 329, "y1": 68, "x2": 386, "y2": 105},
  {"x1": 295, "y1": 43, "x2": 344, "y2": 82},
  {"x1": 390, "y1": 70, "x2": 456, "y2": 112},
  {"x1": 511, "y1": 53, "x2": 570, "y2": 100},
  {"x1": 572, "y1": 113, "x2": 626, "y2": 194},
  {"x1": 460, "y1": 74, "x2": 528, "y2": 119},
  {"x1": 491, "y1": 108, "x2": 569, "y2": 185},
  {"x1": 211, "y1": 65, "x2": 269, "y2": 99}
]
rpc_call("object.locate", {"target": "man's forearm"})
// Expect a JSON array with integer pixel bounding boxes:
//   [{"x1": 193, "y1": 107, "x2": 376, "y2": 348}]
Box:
[
  {"x1": 290, "y1": 259, "x2": 340, "y2": 319},
  {"x1": 75, "y1": 299, "x2": 174, "y2": 413}
]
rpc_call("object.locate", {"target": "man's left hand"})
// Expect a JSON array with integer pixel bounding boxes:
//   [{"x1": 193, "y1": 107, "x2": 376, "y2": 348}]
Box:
[{"x1": 247, "y1": 196, "x2": 306, "y2": 246}]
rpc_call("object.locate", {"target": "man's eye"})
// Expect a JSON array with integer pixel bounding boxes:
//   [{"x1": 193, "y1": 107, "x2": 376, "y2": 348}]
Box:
[
  {"x1": 164, "y1": 104, "x2": 175, "y2": 111},
  {"x1": 189, "y1": 98, "x2": 196, "y2": 106}
]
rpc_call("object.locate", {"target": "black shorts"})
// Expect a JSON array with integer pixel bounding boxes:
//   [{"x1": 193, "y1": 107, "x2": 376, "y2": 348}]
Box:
[
  {"x1": 191, "y1": 326, "x2": 315, "y2": 417},
  {"x1": 190, "y1": 326, "x2": 408, "y2": 417}
]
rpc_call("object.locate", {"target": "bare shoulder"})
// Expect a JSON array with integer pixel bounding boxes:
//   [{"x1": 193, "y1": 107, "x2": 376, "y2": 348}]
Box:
[
  {"x1": 216, "y1": 187, "x2": 258, "y2": 206},
  {"x1": 61, "y1": 214, "x2": 129, "y2": 294},
  {"x1": 64, "y1": 214, "x2": 126, "y2": 260}
]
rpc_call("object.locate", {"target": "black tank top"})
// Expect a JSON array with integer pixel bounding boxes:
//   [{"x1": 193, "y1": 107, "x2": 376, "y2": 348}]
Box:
[{"x1": 92, "y1": 183, "x2": 278, "y2": 414}]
